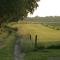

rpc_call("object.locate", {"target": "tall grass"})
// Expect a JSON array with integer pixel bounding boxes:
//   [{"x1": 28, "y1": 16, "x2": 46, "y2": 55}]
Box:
[{"x1": 0, "y1": 28, "x2": 17, "y2": 60}]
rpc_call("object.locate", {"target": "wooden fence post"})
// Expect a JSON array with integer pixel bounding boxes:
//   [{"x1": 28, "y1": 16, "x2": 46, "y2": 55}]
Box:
[
  {"x1": 35, "y1": 35, "x2": 37, "y2": 48},
  {"x1": 30, "y1": 34, "x2": 31, "y2": 40}
]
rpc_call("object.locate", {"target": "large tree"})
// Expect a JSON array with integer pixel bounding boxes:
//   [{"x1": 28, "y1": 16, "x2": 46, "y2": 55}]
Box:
[{"x1": 0, "y1": 0, "x2": 40, "y2": 24}]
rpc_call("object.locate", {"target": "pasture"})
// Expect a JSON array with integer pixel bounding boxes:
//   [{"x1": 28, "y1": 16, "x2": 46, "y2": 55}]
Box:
[
  {"x1": 1, "y1": 21, "x2": 60, "y2": 60},
  {"x1": 11, "y1": 22, "x2": 60, "y2": 60},
  {"x1": 16, "y1": 23, "x2": 60, "y2": 44}
]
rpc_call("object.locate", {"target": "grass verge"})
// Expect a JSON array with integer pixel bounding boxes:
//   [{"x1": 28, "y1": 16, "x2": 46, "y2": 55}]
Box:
[{"x1": 0, "y1": 28, "x2": 16, "y2": 60}]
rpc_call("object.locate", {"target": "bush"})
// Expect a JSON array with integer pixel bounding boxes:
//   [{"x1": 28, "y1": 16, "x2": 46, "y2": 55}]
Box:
[
  {"x1": 47, "y1": 44, "x2": 60, "y2": 49},
  {"x1": 56, "y1": 28, "x2": 60, "y2": 30}
]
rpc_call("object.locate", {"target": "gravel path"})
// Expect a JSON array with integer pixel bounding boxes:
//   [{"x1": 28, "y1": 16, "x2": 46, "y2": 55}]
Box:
[{"x1": 14, "y1": 36, "x2": 25, "y2": 60}]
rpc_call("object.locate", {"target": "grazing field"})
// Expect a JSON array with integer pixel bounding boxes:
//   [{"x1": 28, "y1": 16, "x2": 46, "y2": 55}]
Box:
[
  {"x1": 9, "y1": 22, "x2": 60, "y2": 60},
  {"x1": 17, "y1": 23, "x2": 60, "y2": 43},
  {"x1": 16, "y1": 23, "x2": 60, "y2": 60},
  {"x1": 14, "y1": 24, "x2": 60, "y2": 60},
  {"x1": 11, "y1": 22, "x2": 60, "y2": 48},
  {"x1": 26, "y1": 17, "x2": 60, "y2": 30}
]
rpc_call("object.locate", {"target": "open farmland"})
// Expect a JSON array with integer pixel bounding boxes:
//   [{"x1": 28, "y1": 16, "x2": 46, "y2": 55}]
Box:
[
  {"x1": 16, "y1": 23, "x2": 60, "y2": 42},
  {"x1": 8, "y1": 21, "x2": 60, "y2": 60},
  {"x1": 13, "y1": 22, "x2": 60, "y2": 60}
]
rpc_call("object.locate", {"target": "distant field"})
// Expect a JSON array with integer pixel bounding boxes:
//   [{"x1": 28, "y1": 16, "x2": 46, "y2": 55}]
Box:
[
  {"x1": 10, "y1": 22, "x2": 60, "y2": 46},
  {"x1": 18, "y1": 24, "x2": 60, "y2": 40}
]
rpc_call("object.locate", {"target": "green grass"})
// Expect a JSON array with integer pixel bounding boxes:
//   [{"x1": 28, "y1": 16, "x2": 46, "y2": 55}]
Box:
[
  {"x1": 0, "y1": 28, "x2": 16, "y2": 60},
  {"x1": 24, "y1": 49, "x2": 60, "y2": 60},
  {"x1": 20, "y1": 39, "x2": 60, "y2": 60},
  {"x1": 20, "y1": 39, "x2": 34, "y2": 52},
  {"x1": 16, "y1": 23, "x2": 60, "y2": 43},
  {"x1": 10, "y1": 22, "x2": 60, "y2": 44},
  {"x1": 10, "y1": 22, "x2": 60, "y2": 60}
]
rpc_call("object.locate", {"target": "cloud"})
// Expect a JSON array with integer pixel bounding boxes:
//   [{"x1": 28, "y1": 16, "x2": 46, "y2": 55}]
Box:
[{"x1": 28, "y1": 0, "x2": 60, "y2": 17}]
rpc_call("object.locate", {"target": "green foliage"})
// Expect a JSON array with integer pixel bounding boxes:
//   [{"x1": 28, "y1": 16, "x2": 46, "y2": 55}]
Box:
[{"x1": 0, "y1": 0, "x2": 40, "y2": 24}]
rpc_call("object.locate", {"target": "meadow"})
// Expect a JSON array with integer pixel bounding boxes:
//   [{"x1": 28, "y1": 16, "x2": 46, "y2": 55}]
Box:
[
  {"x1": 0, "y1": 20, "x2": 60, "y2": 60},
  {"x1": 14, "y1": 22, "x2": 60, "y2": 42},
  {"x1": 11, "y1": 21, "x2": 60, "y2": 60}
]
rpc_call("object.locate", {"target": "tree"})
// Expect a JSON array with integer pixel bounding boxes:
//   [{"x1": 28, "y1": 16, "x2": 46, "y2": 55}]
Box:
[{"x1": 0, "y1": 0, "x2": 40, "y2": 24}]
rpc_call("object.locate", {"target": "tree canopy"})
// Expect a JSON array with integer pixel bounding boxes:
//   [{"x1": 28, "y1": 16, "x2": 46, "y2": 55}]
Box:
[{"x1": 0, "y1": 0, "x2": 40, "y2": 24}]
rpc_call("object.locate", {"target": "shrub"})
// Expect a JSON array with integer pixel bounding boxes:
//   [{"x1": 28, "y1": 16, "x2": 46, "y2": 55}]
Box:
[
  {"x1": 47, "y1": 44, "x2": 60, "y2": 49},
  {"x1": 56, "y1": 28, "x2": 60, "y2": 30}
]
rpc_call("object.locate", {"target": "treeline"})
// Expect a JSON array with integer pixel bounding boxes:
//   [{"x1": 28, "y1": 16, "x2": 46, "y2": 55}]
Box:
[
  {"x1": 26, "y1": 16, "x2": 60, "y2": 23},
  {"x1": 24, "y1": 16, "x2": 60, "y2": 30},
  {"x1": 25, "y1": 16, "x2": 60, "y2": 26}
]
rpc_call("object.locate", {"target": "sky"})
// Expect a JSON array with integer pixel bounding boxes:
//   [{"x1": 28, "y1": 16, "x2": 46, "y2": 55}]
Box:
[{"x1": 28, "y1": 0, "x2": 60, "y2": 17}]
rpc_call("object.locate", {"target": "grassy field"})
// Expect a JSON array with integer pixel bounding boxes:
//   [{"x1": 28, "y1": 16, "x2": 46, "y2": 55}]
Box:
[
  {"x1": 0, "y1": 27, "x2": 16, "y2": 60},
  {"x1": 11, "y1": 22, "x2": 60, "y2": 45},
  {"x1": 16, "y1": 23, "x2": 60, "y2": 60},
  {"x1": 1, "y1": 21, "x2": 60, "y2": 60},
  {"x1": 9, "y1": 22, "x2": 60, "y2": 60},
  {"x1": 24, "y1": 49, "x2": 60, "y2": 60},
  {"x1": 16, "y1": 23, "x2": 60, "y2": 42}
]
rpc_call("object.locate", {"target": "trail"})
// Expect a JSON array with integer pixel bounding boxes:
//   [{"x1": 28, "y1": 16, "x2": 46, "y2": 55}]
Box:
[{"x1": 14, "y1": 36, "x2": 25, "y2": 60}]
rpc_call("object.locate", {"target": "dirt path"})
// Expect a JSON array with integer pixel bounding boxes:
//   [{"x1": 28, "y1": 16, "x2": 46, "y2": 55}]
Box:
[{"x1": 14, "y1": 36, "x2": 25, "y2": 60}]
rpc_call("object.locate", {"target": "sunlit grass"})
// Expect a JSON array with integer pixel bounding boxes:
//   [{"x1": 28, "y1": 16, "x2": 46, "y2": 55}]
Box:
[
  {"x1": 10, "y1": 22, "x2": 60, "y2": 60},
  {"x1": 17, "y1": 24, "x2": 60, "y2": 42}
]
